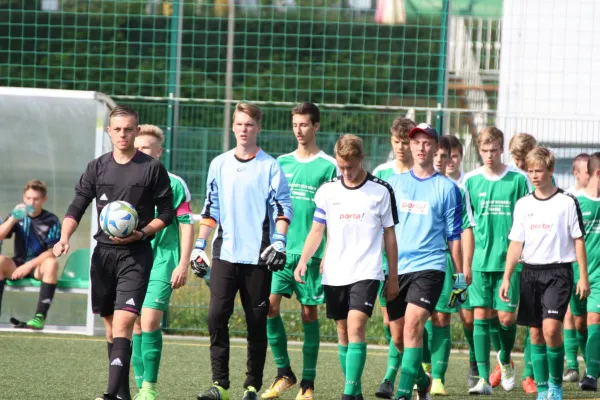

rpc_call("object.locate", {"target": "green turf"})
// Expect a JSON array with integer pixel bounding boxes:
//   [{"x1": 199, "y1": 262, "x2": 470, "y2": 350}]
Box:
[{"x1": 0, "y1": 332, "x2": 597, "y2": 399}]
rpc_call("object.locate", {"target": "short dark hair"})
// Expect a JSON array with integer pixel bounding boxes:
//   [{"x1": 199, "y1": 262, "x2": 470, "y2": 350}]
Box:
[
  {"x1": 588, "y1": 152, "x2": 600, "y2": 176},
  {"x1": 573, "y1": 153, "x2": 590, "y2": 172},
  {"x1": 291, "y1": 102, "x2": 320, "y2": 125},
  {"x1": 445, "y1": 134, "x2": 463, "y2": 157},
  {"x1": 390, "y1": 117, "x2": 416, "y2": 140},
  {"x1": 110, "y1": 105, "x2": 139, "y2": 124},
  {"x1": 24, "y1": 179, "x2": 47, "y2": 197},
  {"x1": 437, "y1": 135, "x2": 451, "y2": 155}
]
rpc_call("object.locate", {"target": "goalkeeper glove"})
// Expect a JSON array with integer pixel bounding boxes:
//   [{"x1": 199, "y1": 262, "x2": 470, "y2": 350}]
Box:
[
  {"x1": 447, "y1": 272, "x2": 468, "y2": 308},
  {"x1": 190, "y1": 238, "x2": 211, "y2": 285},
  {"x1": 260, "y1": 233, "x2": 287, "y2": 272},
  {"x1": 11, "y1": 204, "x2": 34, "y2": 220}
]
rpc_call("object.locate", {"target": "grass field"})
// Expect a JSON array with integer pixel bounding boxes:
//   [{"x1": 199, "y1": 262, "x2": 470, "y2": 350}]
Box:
[{"x1": 1, "y1": 332, "x2": 599, "y2": 400}]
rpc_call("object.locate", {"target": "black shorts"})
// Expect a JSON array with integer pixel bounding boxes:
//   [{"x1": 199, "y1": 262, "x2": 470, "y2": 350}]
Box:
[
  {"x1": 90, "y1": 242, "x2": 154, "y2": 317},
  {"x1": 517, "y1": 263, "x2": 573, "y2": 327},
  {"x1": 386, "y1": 270, "x2": 445, "y2": 322},
  {"x1": 323, "y1": 280, "x2": 380, "y2": 320},
  {"x1": 11, "y1": 258, "x2": 36, "y2": 279}
]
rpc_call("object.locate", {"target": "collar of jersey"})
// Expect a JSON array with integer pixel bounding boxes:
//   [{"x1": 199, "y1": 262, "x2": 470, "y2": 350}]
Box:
[{"x1": 409, "y1": 169, "x2": 439, "y2": 182}]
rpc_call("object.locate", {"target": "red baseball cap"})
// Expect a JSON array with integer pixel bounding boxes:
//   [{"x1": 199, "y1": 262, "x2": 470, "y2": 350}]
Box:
[{"x1": 408, "y1": 123, "x2": 439, "y2": 140}]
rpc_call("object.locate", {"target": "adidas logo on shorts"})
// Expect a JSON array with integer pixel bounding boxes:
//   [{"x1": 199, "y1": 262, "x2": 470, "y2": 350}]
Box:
[
  {"x1": 111, "y1": 358, "x2": 123, "y2": 367},
  {"x1": 126, "y1": 298, "x2": 136, "y2": 306},
  {"x1": 100, "y1": 193, "x2": 108, "y2": 201}
]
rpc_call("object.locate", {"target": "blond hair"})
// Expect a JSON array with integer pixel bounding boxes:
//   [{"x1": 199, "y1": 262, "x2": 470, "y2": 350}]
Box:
[
  {"x1": 24, "y1": 179, "x2": 47, "y2": 197},
  {"x1": 509, "y1": 133, "x2": 537, "y2": 159},
  {"x1": 390, "y1": 117, "x2": 416, "y2": 140},
  {"x1": 335, "y1": 134, "x2": 364, "y2": 159},
  {"x1": 233, "y1": 102, "x2": 263, "y2": 124},
  {"x1": 477, "y1": 126, "x2": 504, "y2": 148},
  {"x1": 138, "y1": 124, "x2": 165, "y2": 144},
  {"x1": 526, "y1": 146, "x2": 555, "y2": 170}
]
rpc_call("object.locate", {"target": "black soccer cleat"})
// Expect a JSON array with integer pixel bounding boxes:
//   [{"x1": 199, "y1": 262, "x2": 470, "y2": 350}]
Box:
[
  {"x1": 376, "y1": 379, "x2": 394, "y2": 399},
  {"x1": 580, "y1": 375, "x2": 598, "y2": 391},
  {"x1": 197, "y1": 384, "x2": 228, "y2": 400}
]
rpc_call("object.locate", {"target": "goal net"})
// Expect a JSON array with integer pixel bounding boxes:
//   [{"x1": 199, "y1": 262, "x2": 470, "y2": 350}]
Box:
[{"x1": 0, "y1": 87, "x2": 115, "y2": 335}]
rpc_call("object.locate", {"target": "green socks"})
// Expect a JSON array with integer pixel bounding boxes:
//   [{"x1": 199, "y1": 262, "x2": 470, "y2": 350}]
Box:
[
  {"x1": 490, "y1": 317, "x2": 502, "y2": 354},
  {"x1": 422, "y1": 320, "x2": 432, "y2": 364},
  {"x1": 396, "y1": 347, "x2": 424, "y2": 398},
  {"x1": 586, "y1": 324, "x2": 600, "y2": 377},
  {"x1": 577, "y1": 330, "x2": 588, "y2": 361},
  {"x1": 132, "y1": 333, "x2": 144, "y2": 388},
  {"x1": 474, "y1": 319, "x2": 491, "y2": 382},
  {"x1": 267, "y1": 316, "x2": 290, "y2": 369},
  {"x1": 547, "y1": 345, "x2": 564, "y2": 385},
  {"x1": 338, "y1": 344, "x2": 348, "y2": 376},
  {"x1": 498, "y1": 322, "x2": 516, "y2": 364},
  {"x1": 531, "y1": 343, "x2": 549, "y2": 393},
  {"x1": 384, "y1": 325, "x2": 403, "y2": 385},
  {"x1": 565, "y1": 329, "x2": 579, "y2": 370},
  {"x1": 463, "y1": 325, "x2": 476, "y2": 363},
  {"x1": 431, "y1": 325, "x2": 451, "y2": 381},
  {"x1": 523, "y1": 329, "x2": 533, "y2": 379},
  {"x1": 302, "y1": 320, "x2": 319, "y2": 381},
  {"x1": 343, "y1": 342, "x2": 367, "y2": 395},
  {"x1": 142, "y1": 329, "x2": 163, "y2": 383}
]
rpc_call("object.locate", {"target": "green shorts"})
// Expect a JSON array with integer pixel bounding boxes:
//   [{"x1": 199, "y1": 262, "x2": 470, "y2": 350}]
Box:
[
  {"x1": 435, "y1": 253, "x2": 458, "y2": 314},
  {"x1": 586, "y1": 284, "x2": 600, "y2": 314},
  {"x1": 271, "y1": 254, "x2": 324, "y2": 306},
  {"x1": 469, "y1": 270, "x2": 520, "y2": 312},
  {"x1": 379, "y1": 278, "x2": 387, "y2": 307},
  {"x1": 570, "y1": 274, "x2": 587, "y2": 316},
  {"x1": 142, "y1": 279, "x2": 173, "y2": 312}
]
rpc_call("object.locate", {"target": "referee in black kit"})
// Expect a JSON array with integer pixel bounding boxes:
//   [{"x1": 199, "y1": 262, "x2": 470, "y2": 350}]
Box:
[{"x1": 53, "y1": 105, "x2": 174, "y2": 400}]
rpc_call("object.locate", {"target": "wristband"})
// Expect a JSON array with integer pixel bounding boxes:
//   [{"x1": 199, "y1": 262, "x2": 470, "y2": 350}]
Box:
[
  {"x1": 196, "y1": 238, "x2": 207, "y2": 250},
  {"x1": 272, "y1": 233, "x2": 287, "y2": 244},
  {"x1": 139, "y1": 230, "x2": 148, "y2": 241}
]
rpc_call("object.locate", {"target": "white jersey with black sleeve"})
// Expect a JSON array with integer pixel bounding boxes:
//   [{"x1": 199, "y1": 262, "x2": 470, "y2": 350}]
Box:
[
  {"x1": 508, "y1": 188, "x2": 585, "y2": 265},
  {"x1": 313, "y1": 173, "x2": 399, "y2": 286}
]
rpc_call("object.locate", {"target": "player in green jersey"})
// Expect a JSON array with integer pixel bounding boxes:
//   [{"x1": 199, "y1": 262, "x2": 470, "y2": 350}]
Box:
[
  {"x1": 261, "y1": 103, "x2": 337, "y2": 400},
  {"x1": 563, "y1": 153, "x2": 591, "y2": 383},
  {"x1": 579, "y1": 153, "x2": 600, "y2": 391},
  {"x1": 373, "y1": 116, "x2": 415, "y2": 399},
  {"x1": 463, "y1": 127, "x2": 530, "y2": 395},
  {"x1": 131, "y1": 125, "x2": 196, "y2": 400}
]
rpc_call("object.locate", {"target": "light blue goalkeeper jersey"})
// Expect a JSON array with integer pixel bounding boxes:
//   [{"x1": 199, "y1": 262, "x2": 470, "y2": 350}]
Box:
[
  {"x1": 201, "y1": 149, "x2": 294, "y2": 265},
  {"x1": 387, "y1": 170, "x2": 463, "y2": 275}
]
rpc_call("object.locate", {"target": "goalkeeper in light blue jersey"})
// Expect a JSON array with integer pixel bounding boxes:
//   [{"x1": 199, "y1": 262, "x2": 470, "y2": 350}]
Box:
[
  {"x1": 192, "y1": 103, "x2": 293, "y2": 400},
  {"x1": 384, "y1": 123, "x2": 465, "y2": 400}
]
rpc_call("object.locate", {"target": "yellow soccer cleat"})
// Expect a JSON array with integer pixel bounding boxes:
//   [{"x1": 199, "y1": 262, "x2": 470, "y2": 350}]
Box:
[
  {"x1": 430, "y1": 379, "x2": 447, "y2": 396},
  {"x1": 261, "y1": 375, "x2": 297, "y2": 399}
]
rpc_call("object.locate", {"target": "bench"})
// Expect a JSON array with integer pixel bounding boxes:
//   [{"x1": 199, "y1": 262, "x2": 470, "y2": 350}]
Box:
[{"x1": 5, "y1": 248, "x2": 90, "y2": 295}]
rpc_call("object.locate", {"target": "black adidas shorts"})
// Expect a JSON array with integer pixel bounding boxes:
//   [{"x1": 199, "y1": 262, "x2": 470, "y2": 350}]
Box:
[
  {"x1": 517, "y1": 263, "x2": 573, "y2": 327},
  {"x1": 323, "y1": 280, "x2": 380, "y2": 321},
  {"x1": 90, "y1": 242, "x2": 153, "y2": 317},
  {"x1": 387, "y1": 270, "x2": 445, "y2": 322}
]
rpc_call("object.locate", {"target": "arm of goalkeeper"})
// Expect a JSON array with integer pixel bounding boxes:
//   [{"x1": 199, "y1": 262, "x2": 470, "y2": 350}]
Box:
[
  {"x1": 260, "y1": 233, "x2": 287, "y2": 272},
  {"x1": 447, "y1": 273, "x2": 468, "y2": 308}
]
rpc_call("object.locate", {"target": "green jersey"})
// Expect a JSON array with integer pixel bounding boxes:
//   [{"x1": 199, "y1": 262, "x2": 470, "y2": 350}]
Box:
[
  {"x1": 277, "y1": 151, "x2": 337, "y2": 257},
  {"x1": 150, "y1": 173, "x2": 194, "y2": 281},
  {"x1": 575, "y1": 191, "x2": 600, "y2": 285},
  {"x1": 463, "y1": 165, "x2": 530, "y2": 272}
]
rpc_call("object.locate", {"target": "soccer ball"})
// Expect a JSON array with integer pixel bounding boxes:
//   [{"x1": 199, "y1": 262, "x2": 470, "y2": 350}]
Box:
[{"x1": 99, "y1": 201, "x2": 139, "y2": 238}]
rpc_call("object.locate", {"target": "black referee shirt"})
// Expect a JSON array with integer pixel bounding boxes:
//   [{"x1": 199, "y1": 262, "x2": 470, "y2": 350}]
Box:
[{"x1": 66, "y1": 151, "x2": 174, "y2": 245}]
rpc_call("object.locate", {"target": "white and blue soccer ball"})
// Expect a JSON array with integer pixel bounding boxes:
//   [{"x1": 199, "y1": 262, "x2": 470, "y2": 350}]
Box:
[{"x1": 99, "y1": 201, "x2": 138, "y2": 238}]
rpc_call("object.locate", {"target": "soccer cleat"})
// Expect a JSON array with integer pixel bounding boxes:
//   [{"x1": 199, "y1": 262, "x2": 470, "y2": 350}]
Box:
[
  {"x1": 547, "y1": 383, "x2": 563, "y2": 400},
  {"x1": 430, "y1": 379, "x2": 447, "y2": 396},
  {"x1": 416, "y1": 372, "x2": 432, "y2": 400},
  {"x1": 468, "y1": 378, "x2": 492, "y2": 395},
  {"x1": 243, "y1": 386, "x2": 259, "y2": 400},
  {"x1": 422, "y1": 363, "x2": 432, "y2": 374},
  {"x1": 375, "y1": 379, "x2": 394, "y2": 399},
  {"x1": 467, "y1": 362, "x2": 479, "y2": 389},
  {"x1": 197, "y1": 383, "x2": 229, "y2": 400},
  {"x1": 562, "y1": 369, "x2": 579, "y2": 382},
  {"x1": 295, "y1": 380, "x2": 314, "y2": 400},
  {"x1": 580, "y1": 374, "x2": 598, "y2": 391},
  {"x1": 497, "y1": 352, "x2": 515, "y2": 391},
  {"x1": 522, "y1": 377, "x2": 537, "y2": 394},
  {"x1": 536, "y1": 391, "x2": 548, "y2": 400},
  {"x1": 489, "y1": 362, "x2": 501, "y2": 388},
  {"x1": 138, "y1": 382, "x2": 157, "y2": 400},
  {"x1": 261, "y1": 375, "x2": 297, "y2": 399},
  {"x1": 26, "y1": 314, "x2": 45, "y2": 330}
]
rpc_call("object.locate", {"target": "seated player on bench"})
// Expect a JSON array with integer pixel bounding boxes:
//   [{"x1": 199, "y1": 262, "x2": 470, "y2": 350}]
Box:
[{"x1": 0, "y1": 179, "x2": 61, "y2": 330}]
